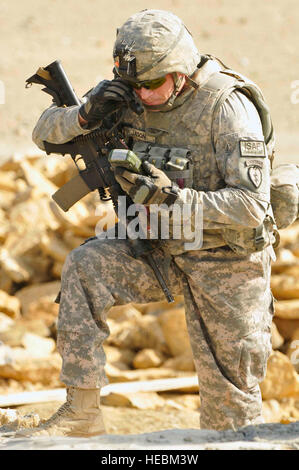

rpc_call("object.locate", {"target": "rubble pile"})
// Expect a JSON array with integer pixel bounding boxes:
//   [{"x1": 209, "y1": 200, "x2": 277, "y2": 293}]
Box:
[{"x1": 0, "y1": 153, "x2": 298, "y2": 425}]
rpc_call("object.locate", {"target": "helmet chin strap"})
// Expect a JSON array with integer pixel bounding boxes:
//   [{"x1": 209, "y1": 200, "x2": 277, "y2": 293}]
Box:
[{"x1": 144, "y1": 72, "x2": 198, "y2": 112}]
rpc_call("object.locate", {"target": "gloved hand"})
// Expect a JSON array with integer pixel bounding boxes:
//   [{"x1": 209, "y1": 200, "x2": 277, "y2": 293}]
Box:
[
  {"x1": 79, "y1": 78, "x2": 139, "y2": 129},
  {"x1": 114, "y1": 161, "x2": 179, "y2": 206}
]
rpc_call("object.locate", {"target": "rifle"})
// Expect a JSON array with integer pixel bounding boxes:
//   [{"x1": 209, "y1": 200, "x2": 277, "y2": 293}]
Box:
[{"x1": 26, "y1": 60, "x2": 174, "y2": 303}]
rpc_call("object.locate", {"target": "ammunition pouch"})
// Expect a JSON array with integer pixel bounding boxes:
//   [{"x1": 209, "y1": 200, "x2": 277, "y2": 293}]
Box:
[
  {"x1": 270, "y1": 164, "x2": 299, "y2": 229},
  {"x1": 131, "y1": 142, "x2": 194, "y2": 189},
  {"x1": 221, "y1": 206, "x2": 279, "y2": 256}
]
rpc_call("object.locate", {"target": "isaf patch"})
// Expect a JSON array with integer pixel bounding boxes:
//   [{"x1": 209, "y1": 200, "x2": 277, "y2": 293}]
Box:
[{"x1": 240, "y1": 140, "x2": 266, "y2": 157}]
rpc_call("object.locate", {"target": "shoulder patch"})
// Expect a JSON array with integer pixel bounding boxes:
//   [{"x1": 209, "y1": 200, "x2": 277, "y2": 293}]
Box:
[
  {"x1": 248, "y1": 166, "x2": 263, "y2": 188},
  {"x1": 239, "y1": 140, "x2": 266, "y2": 157}
]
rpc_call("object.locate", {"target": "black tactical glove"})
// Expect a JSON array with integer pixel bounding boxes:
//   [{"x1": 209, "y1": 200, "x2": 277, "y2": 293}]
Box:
[
  {"x1": 79, "y1": 78, "x2": 140, "y2": 129},
  {"x1": 114, "y1": 161, "x2": 179, "y2": 206}
]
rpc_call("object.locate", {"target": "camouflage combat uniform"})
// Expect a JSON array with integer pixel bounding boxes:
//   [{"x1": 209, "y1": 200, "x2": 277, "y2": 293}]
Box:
[{"x1": 32, "y1": 34, "x2": 274, "y2": 432}]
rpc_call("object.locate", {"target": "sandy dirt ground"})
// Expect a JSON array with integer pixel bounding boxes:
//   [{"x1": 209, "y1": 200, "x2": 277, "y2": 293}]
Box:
[{"x1": 0, "y1": 0, "x2": 299, "y2": 445}]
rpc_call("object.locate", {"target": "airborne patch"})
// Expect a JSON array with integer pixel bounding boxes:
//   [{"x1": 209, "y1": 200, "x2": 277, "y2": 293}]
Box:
[
  {"x1": 248, "y1": 165, "x2": 263, "y2": 188},
  {"x1": 240, "y1": 140, "x2": 266, "y2": 157}
]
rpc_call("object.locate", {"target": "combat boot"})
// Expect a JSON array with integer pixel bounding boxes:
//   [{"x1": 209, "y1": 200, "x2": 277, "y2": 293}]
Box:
[{"x1": 15, "y1": 387, "x2": 106, "y2": 437}]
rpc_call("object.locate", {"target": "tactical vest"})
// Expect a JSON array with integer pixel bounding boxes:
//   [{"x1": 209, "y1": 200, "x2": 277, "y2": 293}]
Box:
[{"x1": 123, "y1": 62, "x2": 280, "y2": 254}]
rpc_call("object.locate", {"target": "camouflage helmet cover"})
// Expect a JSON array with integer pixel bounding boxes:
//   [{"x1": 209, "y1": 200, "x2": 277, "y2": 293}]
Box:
[{"x1": 113, "y1": 10, "x2": 201, "y2": 82}]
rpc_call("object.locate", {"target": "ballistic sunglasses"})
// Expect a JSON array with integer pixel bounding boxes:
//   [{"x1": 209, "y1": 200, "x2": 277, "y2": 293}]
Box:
[{"x1": 130, "y1": 76, "x2": 167, "y2": 90}]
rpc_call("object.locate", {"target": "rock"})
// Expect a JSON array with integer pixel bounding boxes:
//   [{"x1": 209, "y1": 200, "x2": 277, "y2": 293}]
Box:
[
  {"x1": 163, "y1": 351, "x2": 195, "y2": 372},
  {"x1": 17, "y1": 318, "x2": 50, "y2": 338},
  {"x1": 51, "y1": 261, "x2": 64, "y2": 279},
  {"x1": 40, "y1": 233, "x2": 70, "y2": 263},
  {"x1": 274, "y1": 299, "x2": 299, "y2": 319},
  {"x1": 139, "y1": 296, "x2": 184, "y2": 316},
  {"x1": 161, "y1": 393, "x2": 200, "y2": 411},
  {"x1": 107, "y1": 304, "x2": 142, "y2": 323},
  {"x1": 7, "y1": 197, "x2": 60, "y2": 241},
  {"x1": 0, "y1": 314, "x2": 29, "y2": 348},
  {"x1": 0, "y1": 271, "x2": 13, "y2": 294},
  {"x1": 105, "y1": 363, "x2": 194, "y2": 383},
  {"x1": 133, "y1": 349, "x2": 165, "y2": 369},
  {"x1": 271, "y1": 322, "x2": 284, "y2": 350},
  {"x1": 262, "y1": 397, "x2": 299, "y2": 425},
  {"x1": 107, "y1": 315, "x2": 168, "y2": 353},
  {"x1": 0, "y1": 290, "x2": 21, "y2": 318},
  {"x1": 18, "y1": 160, "x2": 58, "y2": 198},
  {"x1": 278, "y1": 223, "x2": 299, "y2": 246},
  {"x1": 158, "y1": 308, "x2": 193, "y2": 357},
  {"x1": 271, "y1": 249, "x2": 299, "y2": 274},
  {"x1": 0, "y1": 249, "x2": 34, "y2": 283},
  {"x1": 0, "y1": 408, "x2": 18, "y2": 425},
  {"x1": 278, "y1": 397, "x2": 299, "y2": 423},
  {"x1": 0, "y1": 345, "x2": 62, "y2": 385},
  {"x1": 260, "y1": 351, "x2": 299, "y2": 400},
  {"x1": 32, "y1": 155, "x2": 74, "y2": 188},
  {"x1": 63, "y1": 230, "x2": 86, "y2": 250},
  {"x1": 21, "y1": 333, "x2": 56, "y2": 357},
  {"x1": 0, "y1": 171, "x2": 17, "y2": 191},
  {"x1": 262, "y1": 399, "x2": 283, "y2": 423},
  {"x1": 0, "y1": 190, "x2": 15, "y2": 210},
  {"x1": 20, "y1": 247, "x2": 53, "y2": 284},
  {"x1": 0, "y1": 408, "x2": 40, "y2": 428},
  {"x1": 283, "y1": 266, "x2": 299, "y2": 277},
  {"x1": 101, "y1": 392, "x2": 165, "y2": 409},
  {"x1": 15, "y1": 281, "x2": 61, "y2": 317},
  {"x1": 285, "y1": 328, "x2": 299, "y2": 372},
  {"x1": 0, "y1": 312, "x2": 15, "y2": 332},
  {"x1": 0, "y1": 323, "x2": 27, "y2": 347},
  {"x1": 25, "y1": 299, "x2": 59, "y2": 327},
  {"x1": 274, "y1": 318, "x2": 299, "y2": 341},
  {"x1": 48, "y1": 199, "x2": 90, "y2": 232},
  {"x1": 292, "y1": 243, "x2": 299, "y2": 258},
  {"x1": 103, "y1": 345, "x2": 135, "y2": 368},
  {"x1": 0, "y1": 153, "x2": 40, "y2": 172},
  {"x1": 271, "y1": 275, "x2": 299, "y2": 300}
]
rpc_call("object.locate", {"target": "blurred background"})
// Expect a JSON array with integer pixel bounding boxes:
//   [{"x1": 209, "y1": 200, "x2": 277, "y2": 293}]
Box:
[
  {"x1": 0, "y1": 0, "x2": 299, "y2": 436},
  {"x1": 0, "y1": 0, "x2": 298, "y2": 161}
]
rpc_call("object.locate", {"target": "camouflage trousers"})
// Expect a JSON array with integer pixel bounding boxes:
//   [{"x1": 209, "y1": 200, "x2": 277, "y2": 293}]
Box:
[{"x1": 57, "y1": 236, "x2": 273, "y2": 431}]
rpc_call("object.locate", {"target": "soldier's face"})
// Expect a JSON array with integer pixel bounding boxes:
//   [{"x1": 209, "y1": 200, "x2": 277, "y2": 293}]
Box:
[{"x1": 133, "y1": 73, "x2": 175, "y2": 106}]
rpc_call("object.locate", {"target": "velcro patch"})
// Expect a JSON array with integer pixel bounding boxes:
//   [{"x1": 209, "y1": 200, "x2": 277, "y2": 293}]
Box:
[
  {"x1": 240, "y1": 140, "x2": 266, "y2": 157},
  {"x1": 124, "y1": 127, "x2": 156, "y2": 143},
  {"x1": 244, "y1": 159, "x2": 264, "y2": 168},
  {"x1": 248, "y1": 166, "x2": 263, "y2": 188}
]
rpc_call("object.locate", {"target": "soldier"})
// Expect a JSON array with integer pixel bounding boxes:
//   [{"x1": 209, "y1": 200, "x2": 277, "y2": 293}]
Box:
[{"x1": 20, "y1": 9, "x2": 277, "y2": 436}]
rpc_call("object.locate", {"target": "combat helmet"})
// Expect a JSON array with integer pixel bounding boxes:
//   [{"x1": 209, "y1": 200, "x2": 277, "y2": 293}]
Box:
[{"x1": 113, "y1": 10, "x2": 201, "y2": 83}]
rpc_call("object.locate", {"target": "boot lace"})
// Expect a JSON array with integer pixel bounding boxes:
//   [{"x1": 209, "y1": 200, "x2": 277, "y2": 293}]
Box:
[{"x1": 40, "y1": 389, "x2": 74, "y2": 428}]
